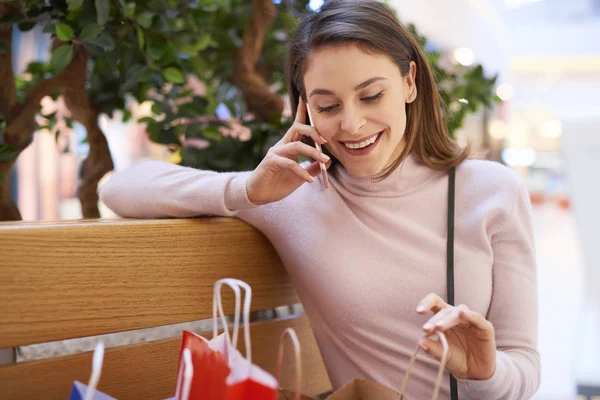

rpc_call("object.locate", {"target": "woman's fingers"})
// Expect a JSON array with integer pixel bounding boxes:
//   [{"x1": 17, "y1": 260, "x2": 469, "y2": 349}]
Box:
[
  {"x1": 422, "y1": 307, "x2": 457, "y2": 334},
  {"x1": 416, "y1": 292, "x2": 449, "y2": 315},
  {"x1": 456, "y1": 308, "x2": 495, "y2": 333},
  {"x1": 295, "y1": 96, "x2": 307, "y2": 125},
  {"x1": 284, "y1": 122, "x2": 327, "y2": 145},
  {"x1": 268, "y1": 154, "x2": 315, "y2": 184},
  {"x1": 275, "y1": 141, "x2": 330, "y2": 163}
]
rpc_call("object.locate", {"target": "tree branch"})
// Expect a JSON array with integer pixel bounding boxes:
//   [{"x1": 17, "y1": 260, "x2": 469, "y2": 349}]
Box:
[
  {"x1": 232, "y1": 0, "x2": 283, "y2": 122},
  {"x1": 61, "y1": 47, "x2": 114, "y2": 219},
  {"x1": 0, "y1": 5, "x2": 22, "y2": 220},
  {"x1": 0, "y1": 7, "x2": 17, "y2": 121}
]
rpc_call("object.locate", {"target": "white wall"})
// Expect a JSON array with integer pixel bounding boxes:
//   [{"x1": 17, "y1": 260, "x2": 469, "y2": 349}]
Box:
[
  {"x1": 561, "y1": 118, "x2": 600, "y2": 386},
  {"x1": 389, "y1": 0, "x2": 511, "y2": 79}
]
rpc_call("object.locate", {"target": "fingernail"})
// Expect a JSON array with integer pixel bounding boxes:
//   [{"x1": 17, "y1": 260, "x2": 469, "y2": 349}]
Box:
[
  {"x1": 416, "y1": 305, "x2": 425, "y2": 312},
  {"x1": 309, "y1": 176, "x2": 315, "y2": 182},
  {"x1": 320, "y1": 135, "x2": 328, "y2": 143},
  {"x1": 423, "y1": 323, "x2": 433, "y2": 331},
  {"x1": 418, "y1": 341, "x2": 428, "y2": 352},
  {"x1": 321, "y1": 153, "x2": 330, "y2": 161}
]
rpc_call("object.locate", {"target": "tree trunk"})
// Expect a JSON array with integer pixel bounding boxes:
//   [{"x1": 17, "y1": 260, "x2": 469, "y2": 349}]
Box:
[
  {"x1": 233, "y1": 0, "x2": 283, "y2": 122},
  {"x1": 1, "y1": 6, "x2": 75, "y2": 221},
  {"x1": 0, "y1": 7, "x2": 21, "y2": 221},
  {"x1": 62, "y1": 48, "x2": 113, "y2": 219}
]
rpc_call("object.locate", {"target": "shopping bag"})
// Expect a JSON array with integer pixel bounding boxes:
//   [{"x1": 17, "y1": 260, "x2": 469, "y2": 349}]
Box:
[
  {"x1": 170, "y1": 348, "x2": 194, "y2": 400},
  {"x1": 325, "y1": 332, "x2": 449, "y2": 400},
  {"x1": 69, "y1": 343, "x2": 116, "y2": 400},
  {"x1": 174, "y1": 278, "x2": 279, "y2": 400}
]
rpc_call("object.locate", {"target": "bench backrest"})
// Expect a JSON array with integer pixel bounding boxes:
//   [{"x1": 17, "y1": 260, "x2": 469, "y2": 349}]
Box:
[{"x1": 0, "y1": 218, "x2": 331, "y2": 399}]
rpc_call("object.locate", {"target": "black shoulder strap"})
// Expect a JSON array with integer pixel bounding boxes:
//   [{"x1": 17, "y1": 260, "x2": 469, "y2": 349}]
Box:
[{"x1": 447, "y1": 167, "x2": 459, "y2": 400}]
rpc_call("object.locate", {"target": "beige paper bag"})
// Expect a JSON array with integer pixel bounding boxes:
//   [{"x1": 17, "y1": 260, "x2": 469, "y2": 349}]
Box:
[{"x1": 325, "y1": 332, "x2": 449, "y2": 400}]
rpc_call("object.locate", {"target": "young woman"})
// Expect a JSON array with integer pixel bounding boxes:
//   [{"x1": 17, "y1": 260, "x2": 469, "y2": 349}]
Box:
[{"x1": 100, "y1": 1, "x2": 540, "y2": 398}]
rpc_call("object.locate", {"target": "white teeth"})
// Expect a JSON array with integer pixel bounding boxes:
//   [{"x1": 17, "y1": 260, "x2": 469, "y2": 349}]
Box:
[{"x1": 345, "y1": 133, "x2": 379, "y2": 150}]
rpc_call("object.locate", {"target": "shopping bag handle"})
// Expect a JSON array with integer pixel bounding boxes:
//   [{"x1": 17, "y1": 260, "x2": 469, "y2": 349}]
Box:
[
  {"x1": 212, "y1": 278, "x2": 253, "y2": 364},
  {"x1": 276, "y1": 328, "x2": 303, "y2": 400},
  {"x1": 398, "y1": 332, "x2": 449, "y2": 400},
  {"x1": 83, "y1": 342, "x2": 105, "y2": 400}
]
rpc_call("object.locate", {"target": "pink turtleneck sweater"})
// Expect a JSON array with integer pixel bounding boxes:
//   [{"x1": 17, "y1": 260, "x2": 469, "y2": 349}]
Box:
[{"x1": 99, "y1": 154, "x2": 540, "y2": 400}]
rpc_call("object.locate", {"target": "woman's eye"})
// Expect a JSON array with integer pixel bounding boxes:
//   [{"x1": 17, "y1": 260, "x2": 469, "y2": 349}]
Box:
[
  {"x1": 361, "y1": 92, "x2": 384, "y2": 103},
  {"x1": 316, "y1": 92, "x2": 383, "y2": 113},
  {"x1": 317, "y1": 105, "x2": 339, "y2": 113}
]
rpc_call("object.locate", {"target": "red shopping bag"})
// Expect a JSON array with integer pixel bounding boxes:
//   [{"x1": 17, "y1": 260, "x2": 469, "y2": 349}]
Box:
[{"x1": 175, "y1": 279, "x2": 279, "y2": 400}]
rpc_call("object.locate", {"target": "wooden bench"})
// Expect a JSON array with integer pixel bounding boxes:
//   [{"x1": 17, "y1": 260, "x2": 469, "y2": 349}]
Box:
[{"x1": 0, "y1": 218, "x2": 332, "y2": 399}]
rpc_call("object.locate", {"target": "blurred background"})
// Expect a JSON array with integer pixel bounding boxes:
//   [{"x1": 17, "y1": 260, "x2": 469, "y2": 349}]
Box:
[{"x1": 2, "y1": 0, "x2": 599, "y2": 398}]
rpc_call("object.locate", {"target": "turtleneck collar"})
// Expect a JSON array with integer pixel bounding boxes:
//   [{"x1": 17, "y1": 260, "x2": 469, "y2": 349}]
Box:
[{"x1": 331, "y1": 152, "x2": 443, "y2": 198}]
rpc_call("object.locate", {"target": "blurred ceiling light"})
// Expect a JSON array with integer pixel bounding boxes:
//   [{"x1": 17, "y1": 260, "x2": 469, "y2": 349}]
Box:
[
  {"x1": 538, "y1": 119, "x2": 563, "y2": 138},
  {"x1": 501, "y1": 147, "x2": 537, "y2": 167},
  {"x1": 454, "y1": 47, "x2": 475, "y2": 66},
  {"x1": 488, "y1": 119, "x2": 507, "y2": 139},
  {"x1": 507, "y1": 123, "x2": 528, "y2": 147},
  {"x1": 308, "y1": 0, "x2": 324, "y2": 11},
  {"x1": 504, "y1": 0, "x2": 545, "y2": 9},
  {"x1": 496, "y1": 83, "x2": 514, "y2": 101}
]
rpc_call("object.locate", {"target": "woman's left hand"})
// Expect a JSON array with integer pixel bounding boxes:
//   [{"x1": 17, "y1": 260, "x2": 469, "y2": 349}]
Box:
[{"x1": 416, "y1": 293, "x2": 497, "y2": 380}]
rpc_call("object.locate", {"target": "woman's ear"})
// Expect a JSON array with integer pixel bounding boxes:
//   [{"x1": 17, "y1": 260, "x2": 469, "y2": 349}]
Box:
[{"x1": 404, "y1": 61, "x2": 417, "y2": 103}]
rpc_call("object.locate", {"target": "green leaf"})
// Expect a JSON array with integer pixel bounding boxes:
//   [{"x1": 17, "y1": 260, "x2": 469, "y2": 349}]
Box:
[
  {"x1": 195, "y1": 33, "x2": 212, "y2": 51},
  {"x1": 121, "y1": 64, "x2": 145, "y2": 93},
  {"x1": 190, "y1": 56, "x2": 208, "y2": 77},
  {"x1": 135, "y1": 25, "x2": 144, "y2": 49},
  {"x1": 55, "y1": 24, "x2": 74, "y2": 41},
  {"x1": 18, "y1": 21, "x2": 36, "y2": 32},
  {"x1": 147, "y1": 122, "x2": 162, "y2": 142},
  {"x1": 202, "y1": 127, "x2": 221, "y2": 141},
  {"x1": 67, "y1": 0, "x2": 84, "y2": 11},
  {"x1": 162, "y1": 67, "x2": 184, "y2": 84},
  {"x1": 123, "y1": 2, "x2": 136, "y2": 18},
  {"x1": 50, "y1": 44, "x2": 73, "y2": 73},
  {"x1": 136, "y1": 11, "x2": 155, "y2": 28},
  {"x1": 80, "y1": 23, "x2": 103, "y2": 42},
  {"x1": 138, "y1": 116, "x2": 155, "y2": 125},
  {"x1": 122, "y1": 110, "x2": 132, "y2": 123},
  {"x1": 90, "y1": 31, "x2": 115, "y2": 51},
  {"x1": 0, "y1": 144, "x2": 19, "y2": 162},
  {"x1": 95, "y1": 0, "x2": 110, "y2": 26},
  {"x1": 151, "y1": 102, "x2": 162, "y2": 115}
]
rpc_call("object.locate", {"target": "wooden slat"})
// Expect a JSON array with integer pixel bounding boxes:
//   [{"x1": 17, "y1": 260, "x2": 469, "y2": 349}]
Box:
[
  {"x1": 0, "y1": 315, "x2": 332, "y2": 400},
  {"x1": 0, "y1": 218, "x2": 298, "y2": 347}
]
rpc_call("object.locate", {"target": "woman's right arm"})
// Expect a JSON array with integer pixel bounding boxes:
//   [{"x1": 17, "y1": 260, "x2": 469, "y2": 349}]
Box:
[
  {"x1": 99, "y1": 161, "x2": 259, "y2": 219},
  {"x1": 100, "y1": 97, "x2": 330, "y2": 220}
]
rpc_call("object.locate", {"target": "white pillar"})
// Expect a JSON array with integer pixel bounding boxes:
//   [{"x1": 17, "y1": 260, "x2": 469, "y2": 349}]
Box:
[{"x1": 562, "y1": 118, "x2": 600, "y2": 393}]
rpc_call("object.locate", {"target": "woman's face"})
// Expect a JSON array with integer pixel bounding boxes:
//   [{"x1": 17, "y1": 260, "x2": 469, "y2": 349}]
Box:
[{"x1": 303, "y1": 44, "x2": 416, "y2": 177}]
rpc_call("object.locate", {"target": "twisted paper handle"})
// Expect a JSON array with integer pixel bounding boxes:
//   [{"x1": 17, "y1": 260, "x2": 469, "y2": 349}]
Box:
[
  {"x1": 276, "y1": 328, "x2": 303, "y2": 400},
  {"x1": 398, "y1": 332, "x2": 449, "y2": 400}
]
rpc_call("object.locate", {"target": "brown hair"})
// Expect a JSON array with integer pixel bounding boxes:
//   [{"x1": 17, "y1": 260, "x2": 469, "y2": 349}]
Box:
[{"x1": 285, "y1": 0, "x2": 468, "y2": 176}]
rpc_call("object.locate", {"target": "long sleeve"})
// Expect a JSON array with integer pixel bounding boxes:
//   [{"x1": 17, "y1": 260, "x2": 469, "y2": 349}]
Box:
[
  {"x1": 99, "y1": 160, "x2": 279, "y2": 226},
  {"x1": 459, "y1": 176, "x2": 541, "y2": 399}
]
